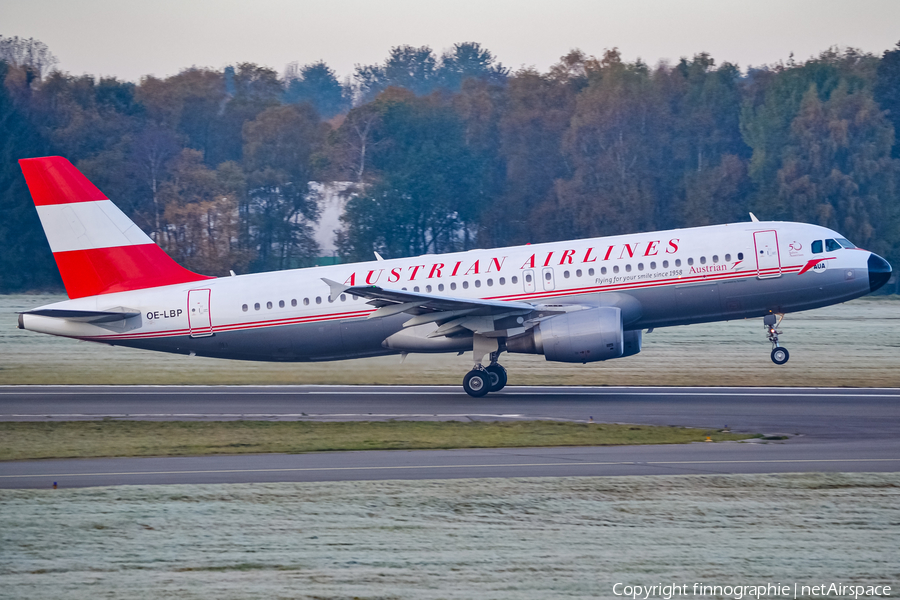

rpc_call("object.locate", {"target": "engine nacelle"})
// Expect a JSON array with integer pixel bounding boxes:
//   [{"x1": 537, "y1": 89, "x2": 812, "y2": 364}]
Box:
[
  {"x1": 622, "y1": 328, "x2": 642, "y2": 358},
  {"x1": 507, "y1": 306, "x2": 631, "y2": 363}
]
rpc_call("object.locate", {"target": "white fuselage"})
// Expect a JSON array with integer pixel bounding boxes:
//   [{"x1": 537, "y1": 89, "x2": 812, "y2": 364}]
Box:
[{"x1": 21, "y1": 220, "x2": 876, "y2": 361}]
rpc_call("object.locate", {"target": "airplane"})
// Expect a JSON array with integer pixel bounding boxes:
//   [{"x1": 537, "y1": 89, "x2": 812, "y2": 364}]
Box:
[{"x1": 16, "y1": 156, "x2": 893, "y2": 396}]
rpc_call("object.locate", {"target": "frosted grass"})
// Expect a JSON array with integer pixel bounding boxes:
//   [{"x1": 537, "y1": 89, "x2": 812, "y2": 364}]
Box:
[
  {"x1": 2, "y1": 295, "x2": 899, "y2": 386},
  {"x1": 1, "y1": 474, "x2": 898, "y2": 599}
]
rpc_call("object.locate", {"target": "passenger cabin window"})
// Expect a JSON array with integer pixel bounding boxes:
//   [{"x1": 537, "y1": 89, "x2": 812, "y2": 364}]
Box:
[
  {"x1": 438, "y1": 284, "x2": 444, "y2": 291},
  {"x1": 450, "y1": 282, "x2": 457, "y2": 290},
  {"x1": 563, "y1": 270, "x2": 570, "y2": 278},
  {"x1": 637, "y1": 263, "x2": 644, "y2": 271},
  {"x1": 613, "y1": 266, "x2": 619, "y2": 274},
  {"x1": 737, "y1": 253, "x2": 744, "y2": 260},
  {"x1": 463, "y1": 281, "x2": 469, "y2": 289},
  {"x1": 700, "y1": 256, "x2": 706, "y2": 265},
  {"x1": 588, "y1": 268, "x2": 595, "y2": 276},
  {"x1": 712, "y1": 255, "x2": 718, "y2": 263},
  {"x1": 291, "y1": 299, "x2": 297, "y2": 307},
  {"x1": 625, "y1": 264, "x2": 632, "y2": 272},
  {"x1": 474, "y1": 280, "x2": 481, "y2": 288},
  {"x1": 601, "y1": 267, "x2": 607, "y2": 275},
  {"x1": 242, "y1": 304, "x2": 248, "y2": 312},
  {"x1": 254, "y1": 303, "x2": 260, "y2": 311},
  {"x1": 812, "y1": 240, "x2": 823, "y2": 254},
  {"x1": 303, "y1": 298, "x2": 309, "y2": 306},
  {"x1": 725, "y1": 254, "x2": 731, "y2": 262},
  {"x1": 499, "y1": 277, "x2": 506, "y2": 285},
  {"x1": 525, "y1": 274, "x2": 532, "y2": 283},
  {"x1": 576, "y1": 269, "x2": 582, "y2": 277},
  {"x1": 825, "y1": 239, "x2": 842, "y2": 252},
  {"x1": 662, "y1": 260, "x2": 669, "y2": 268},
  {"x1": 650, "y1": 262, "x2": 656, "y2": 270},
  {"x1": 511, "y1": 276, "x2": 518, "y2": 284},
  {"x1": 315, "y1": 297, "x2": 321, "y2": 304},
  {"x1": 426, "y1": 285, "x2": 432, "y2": 293},
  {"x1": 279, "y1": 300, "x2": 285, "y2": 308},
  {"x1": 675, "y1": 259, "x2": 681, "y2": 267},
  {"x1": 687, "y1": 258, "x2": 694, "y2": 266},
  {"x1": 267, "y1": 301, "x2": 273, "y2": 309}
]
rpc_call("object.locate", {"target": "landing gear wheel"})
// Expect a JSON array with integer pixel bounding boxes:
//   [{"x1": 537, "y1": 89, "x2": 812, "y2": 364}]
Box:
[
  {"x1": 485, "y1": 364, "x2": 508, "y2": 392},
  {"x1": 463, "y1": 370, "x2": 490, "y2": 397},
  {"x1": 771, "y1": 347, "x2": 790, "y2": 365}
]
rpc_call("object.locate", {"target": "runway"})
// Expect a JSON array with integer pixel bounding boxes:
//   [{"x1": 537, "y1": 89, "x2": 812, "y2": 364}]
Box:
[
  {"x1": 2, "y1": 440, "x2": 899, "y2": 489},
  {"x1": 1, "y1": 385, "x2": 898, "y2": 488}
]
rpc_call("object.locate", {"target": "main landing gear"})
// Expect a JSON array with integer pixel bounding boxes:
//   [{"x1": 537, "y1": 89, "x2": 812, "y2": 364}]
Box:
[
  {"x1": 764, "y1": 314, "x2": 790, "y2": 365},
  {"x1": 463, "y1": 341, "x2": 508, "y2": 397}
]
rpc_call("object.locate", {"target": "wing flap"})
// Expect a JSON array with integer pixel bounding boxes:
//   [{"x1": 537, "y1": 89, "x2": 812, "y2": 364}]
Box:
[{"x1": 321, "y1": 277, "x2": 535, "y2": 337}]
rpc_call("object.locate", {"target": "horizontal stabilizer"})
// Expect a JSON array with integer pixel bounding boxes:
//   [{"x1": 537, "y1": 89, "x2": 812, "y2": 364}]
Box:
[{"x1": 21, "y1": 307, "x2": 141, "y2": 323}]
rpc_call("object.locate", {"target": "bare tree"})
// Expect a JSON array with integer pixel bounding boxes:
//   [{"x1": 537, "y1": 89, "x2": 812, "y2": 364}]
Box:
[{"x1": 0, "y1": 36, "x2": 58, "y2": 79}]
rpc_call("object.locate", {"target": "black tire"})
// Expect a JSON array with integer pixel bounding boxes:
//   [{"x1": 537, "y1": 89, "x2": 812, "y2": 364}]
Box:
[
  {"x1": 463, "y1": 370, "x2": 490, "y2": 397},
  {"x1": 485, "y1": 364, "x2": 508, "y2": 392},
  {"x1": 771, "y1": 347, "x2": 790, "y2": 365}
]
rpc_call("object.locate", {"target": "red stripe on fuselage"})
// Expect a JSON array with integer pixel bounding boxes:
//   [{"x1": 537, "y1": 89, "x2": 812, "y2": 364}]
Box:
[
  {"x1": 82, "y1": 265, "x2": 811, "y2": 343},
  {"x1": 53, "y1": 245, "x2": 213, "y2": 299}
]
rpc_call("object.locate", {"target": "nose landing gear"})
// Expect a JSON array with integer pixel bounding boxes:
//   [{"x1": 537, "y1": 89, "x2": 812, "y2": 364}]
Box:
[{"x1": 765, "y1": 314, "x2": 789, "y2": 365}]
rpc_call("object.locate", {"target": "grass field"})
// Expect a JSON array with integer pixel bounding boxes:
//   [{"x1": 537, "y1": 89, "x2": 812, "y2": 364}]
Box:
[
  {"x1": 3, "y1": 294, "x2": 899, "y2": 387},
  {"x1": 0, "y1": 421, "x2": 753, "y2": 461},
  {"x1": 1, "y1": 473, "x2": 897, "y2": 599}
]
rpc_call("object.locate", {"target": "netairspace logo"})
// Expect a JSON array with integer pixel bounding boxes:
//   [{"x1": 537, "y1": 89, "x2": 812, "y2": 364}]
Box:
[{"x1": 612, "y1": 582, "x2": 892, "y2": 600}]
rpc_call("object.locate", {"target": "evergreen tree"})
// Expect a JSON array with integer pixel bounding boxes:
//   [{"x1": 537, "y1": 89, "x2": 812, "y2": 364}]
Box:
[
  {"x1": 284, "y1": 61, "x2": 349, "y2": 119},
  {"x1": 0, "y1": 61, "x2": 61, "y2": 292}
]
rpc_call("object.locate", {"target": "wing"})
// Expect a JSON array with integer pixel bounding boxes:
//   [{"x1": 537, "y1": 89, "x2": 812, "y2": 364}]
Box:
[{"x1": 322, "y1": 278, "x2": 535, "y2": 338}]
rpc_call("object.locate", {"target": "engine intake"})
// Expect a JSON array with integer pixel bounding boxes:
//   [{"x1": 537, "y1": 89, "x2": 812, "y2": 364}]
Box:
[{"x1": 507, "y1": 307, "x2": 639, "y2": 363}]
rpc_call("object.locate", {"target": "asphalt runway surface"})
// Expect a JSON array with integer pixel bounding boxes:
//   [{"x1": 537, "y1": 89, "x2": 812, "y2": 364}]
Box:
[{"x1": 1, "y1": 385, "x2": 898, "y2": 488}]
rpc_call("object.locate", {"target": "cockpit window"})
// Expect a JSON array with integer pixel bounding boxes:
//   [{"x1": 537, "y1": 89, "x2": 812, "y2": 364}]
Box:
[
  {"x1": 836, "y1": 238, "x2": 856, "y2": 249},
  {"x1": 825, "y1": 239, "x2": 841, "y2": 252},
  {"x1": 811, "y1": 240, "x2": 823, "y2": 254}
]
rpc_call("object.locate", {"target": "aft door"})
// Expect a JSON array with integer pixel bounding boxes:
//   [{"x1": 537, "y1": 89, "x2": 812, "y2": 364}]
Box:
[
  {"x1": 188, "y1": 289, "x2": 213, "y2": 337},
  {"x1": 753, "y1": 230, "x2": 782, "y2": 279}
]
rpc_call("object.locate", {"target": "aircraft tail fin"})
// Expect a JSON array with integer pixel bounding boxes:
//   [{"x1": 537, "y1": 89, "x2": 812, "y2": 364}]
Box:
[{"x1": 19, "y1": 156, "x2": 213, "y2": 299}]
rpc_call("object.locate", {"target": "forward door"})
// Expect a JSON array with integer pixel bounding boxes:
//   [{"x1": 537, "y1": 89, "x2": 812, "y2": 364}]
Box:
[{"x1": 753, "y1": 230, "x2": 782, "y2": 279}]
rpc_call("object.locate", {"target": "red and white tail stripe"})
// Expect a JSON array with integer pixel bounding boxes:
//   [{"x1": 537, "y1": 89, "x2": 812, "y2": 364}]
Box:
[{"x1": 20, "y1": 156, "x2": 213, "y2": 299}]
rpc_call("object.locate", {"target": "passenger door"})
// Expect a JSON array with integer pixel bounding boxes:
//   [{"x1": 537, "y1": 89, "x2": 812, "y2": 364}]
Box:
[
  {"x1": 753, "y1": 230, "x2": 782, "y2": 279},
  {"x1": 188, "y1": 289, "x2": 213, "y2": 337}
]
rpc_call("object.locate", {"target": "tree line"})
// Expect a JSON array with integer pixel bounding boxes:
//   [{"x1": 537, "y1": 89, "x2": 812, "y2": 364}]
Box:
[{"x1": 1, "y1": 36, "x2": 899, "y2": 293}]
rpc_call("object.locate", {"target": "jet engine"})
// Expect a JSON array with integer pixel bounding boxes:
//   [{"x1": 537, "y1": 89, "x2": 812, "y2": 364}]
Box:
[{"x1": 506, "y1": 306, "x2": 641, "y2": 363}]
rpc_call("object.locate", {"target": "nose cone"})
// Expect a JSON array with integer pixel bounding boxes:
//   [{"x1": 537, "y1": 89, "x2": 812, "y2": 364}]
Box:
[{"x1": 868, "y1": 253, "x2": 892, "y2": 293}]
